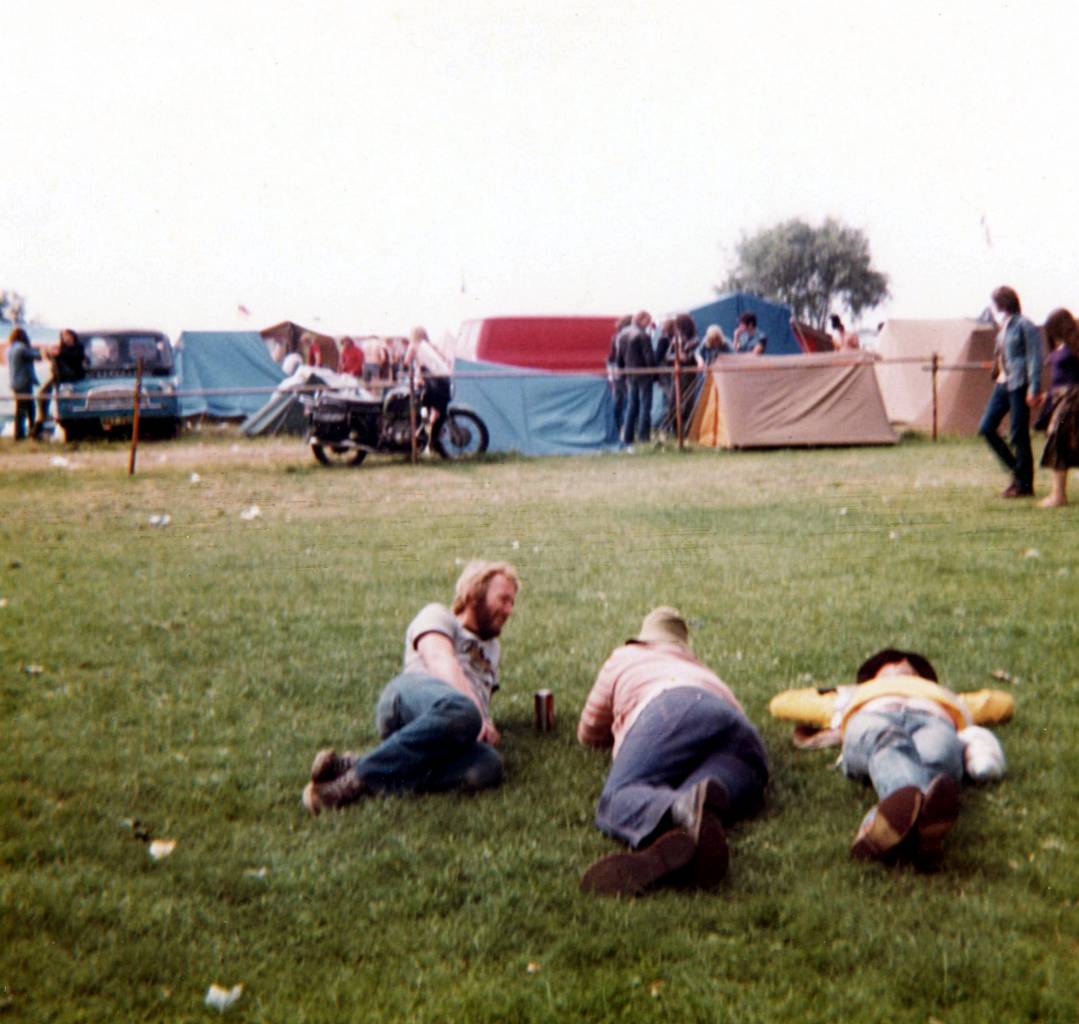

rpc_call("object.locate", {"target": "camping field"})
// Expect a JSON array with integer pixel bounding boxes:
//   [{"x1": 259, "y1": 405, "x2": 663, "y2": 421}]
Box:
[{"x1": 1, "y1": 434, "x2": 1077, "y2": 1023}]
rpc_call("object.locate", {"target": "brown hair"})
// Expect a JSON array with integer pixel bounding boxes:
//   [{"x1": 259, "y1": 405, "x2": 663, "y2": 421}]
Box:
[
  {"x1": 8, "y1": 326, "x2": 28, "y2": 344},
  {"x1": 856, "y1": 648, "x2": 938, "y2": 684},
  {"x1": 1043, "y1": 307, "x2": 1079, "y2": 355},
  {"x1": 451, "y1": 560, "x2": 520, "y2": 615},
  {"x1": 674, "y1": 313, "x2": 697, "y2": 340},
  {"x1": 991, "y1": 286, "x2": 1021, "y2": 316}
]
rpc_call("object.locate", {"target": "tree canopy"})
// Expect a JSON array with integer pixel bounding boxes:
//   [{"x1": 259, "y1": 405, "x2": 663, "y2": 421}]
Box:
[{"x1": 720, "y1": 218, "x2": 889, "y2": 330}]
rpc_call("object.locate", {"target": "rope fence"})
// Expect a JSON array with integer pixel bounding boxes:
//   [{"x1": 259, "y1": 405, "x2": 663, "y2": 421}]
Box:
[{"x1": 2, "y1": 355, "x2": 1000, "y2": 465}]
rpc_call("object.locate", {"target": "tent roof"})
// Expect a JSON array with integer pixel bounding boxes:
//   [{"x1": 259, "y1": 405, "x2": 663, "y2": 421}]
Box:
[
  {"x1": 176, "y1": 331, "x2": 285, "y2": 419},
  {"x1": 451, "y1": 357, "x2": 618, "y2": 456},
  {"x1": 874, "y1": 319, "x2": 998, "y2": 435},
  {"x1": 690, "y1": 292, "x2": 802, "y2": 356},
  {"x1": 690, "y1": 352, "x2": 896, "y2": 448}
]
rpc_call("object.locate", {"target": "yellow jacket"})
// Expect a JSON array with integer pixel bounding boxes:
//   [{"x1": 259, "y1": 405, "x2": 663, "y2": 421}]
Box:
[{"x1": 769, "y1": 676, "x2": 1014, "y2": 733}]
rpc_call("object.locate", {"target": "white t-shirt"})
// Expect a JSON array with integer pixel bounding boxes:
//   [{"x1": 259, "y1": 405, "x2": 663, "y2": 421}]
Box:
[{"x1": 403, "y1": 603, "x2": 500, "y2": 713}]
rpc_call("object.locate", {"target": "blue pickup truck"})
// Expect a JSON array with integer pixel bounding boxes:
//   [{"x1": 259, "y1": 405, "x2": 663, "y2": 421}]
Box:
[{"x1": 56, "y1": 330, "x2": 180, "y2": 441}]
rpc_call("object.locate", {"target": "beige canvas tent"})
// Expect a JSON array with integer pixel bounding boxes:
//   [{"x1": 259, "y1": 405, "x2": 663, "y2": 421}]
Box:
[
  {"x1": 874, "y1": 319, "x2": 997, "y2": 435},
  {"x1": 689, "y1": 352, "x2": 896, "y2": 449}
]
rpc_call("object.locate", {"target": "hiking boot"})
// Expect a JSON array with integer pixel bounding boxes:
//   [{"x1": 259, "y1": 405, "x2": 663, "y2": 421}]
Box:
[
  {"x1": 310, "y1": 748, "x2": 359, "y2": 783},
  {"x1": 1001, "y1": 482, "x2": 1033, "y2": 498},
  {"x1": 579, "y1": 828, "x2": 695, "y2": 897},
  {"x1": 302, "y1": 770, "x2": 369, "y2": 816},
  {"x1": 850, "y1": 786, "x2": 923, "y2": 862},
  {"x1": 915, "y1": 774, "x2": 960, "y2": 864},
  {"x1": 671, "y1": 779, "x2": 731, "y2": 888}
]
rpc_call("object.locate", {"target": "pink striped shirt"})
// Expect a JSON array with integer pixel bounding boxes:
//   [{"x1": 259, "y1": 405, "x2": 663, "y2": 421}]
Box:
[{"x1": 577, "y1": 642, "x2": 745, "y2": 757}]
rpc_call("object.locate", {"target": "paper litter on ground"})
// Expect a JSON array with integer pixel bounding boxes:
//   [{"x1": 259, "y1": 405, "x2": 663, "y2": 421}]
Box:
[{"x1": 205, "y1": 984, "x2": 243, "y2": 1011}]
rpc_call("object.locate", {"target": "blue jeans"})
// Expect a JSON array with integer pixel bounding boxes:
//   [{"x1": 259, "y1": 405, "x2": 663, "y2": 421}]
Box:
[
  {"x1": 595, "y1": 687, "x2": 769, "y2": 848},
  {"x1": 611, "y1": 377, "x2": 627, "y2": 436},
  {"x1": 842, "y1": 708, "x2": 963, "y2": 799},
  {"x1": 351, "y1": 673, "x2": 503, "y2": 794},
  {"x1": 623, "y1": 377, "x2": 653, "y2": 445},
  {"x1": 979, "y1": 383, "x2": 1033, "y2": 490}
]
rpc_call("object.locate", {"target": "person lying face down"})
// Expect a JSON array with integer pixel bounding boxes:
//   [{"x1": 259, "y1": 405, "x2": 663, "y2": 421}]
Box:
[
  {"x1": 577, "y1": 607, "x2": 769, "y2": 897},
  {"x1": 769, "y1": 648, "x2": 1012, "y2": 866}
]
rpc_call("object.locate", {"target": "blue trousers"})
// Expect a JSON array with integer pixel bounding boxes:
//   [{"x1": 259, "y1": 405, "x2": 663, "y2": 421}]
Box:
[
  {"x1": 595, "y1": 687, "x2": 769, "y2": 848},
  {"x1": 979, "y1": 383, "x2": 1033, "y2": 491},
  {"x1": 352, "y1": 673, "x2": 503, "y2": 794},
  {"x1": 623, "y1": 377, "x2": 653, "y2": 445},
  {"x1": 842, "y1": 709, "x2": 963, "y2": 799},
  {"x1": 611, "y1": 377, "x2": 627, "y2": 436}
]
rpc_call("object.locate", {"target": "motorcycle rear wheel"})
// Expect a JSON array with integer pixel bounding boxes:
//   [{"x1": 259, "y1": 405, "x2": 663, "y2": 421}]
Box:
[
  {"x1": 433, "y1": 409, "x2": 489, "y2": 460},
  {"x1": 311, "y1": 442, "x2": 367, "y2": 467}
]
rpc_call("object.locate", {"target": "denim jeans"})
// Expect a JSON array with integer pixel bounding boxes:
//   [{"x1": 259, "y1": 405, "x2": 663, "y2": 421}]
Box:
[
  {"x1": 842, "y1": 708, "x2": 963, "y2": 799},
  {"x1": 351, "y1": 673, "x2": 503, "y2": 794},
  {"x1": 623, "y1": 377, "x2": 653, "y2": 445},
  {"x1": 611, "y1": 377, "x2": 627, "y2": 436},
  {"x1": 595, "y1": 687, "x2": 769, "y2": 848},
  {"x1": 979, "y1": 383, "x2": 1033, "y2": 490}
]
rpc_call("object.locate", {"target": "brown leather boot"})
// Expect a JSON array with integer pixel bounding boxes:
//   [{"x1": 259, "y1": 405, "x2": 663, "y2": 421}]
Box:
[
  {"x1": 309, "y1": 749, "x2": 360, "y2": 783},
  {"x1": 302, "y1": 770, "x2": 369, "y2": 815}
]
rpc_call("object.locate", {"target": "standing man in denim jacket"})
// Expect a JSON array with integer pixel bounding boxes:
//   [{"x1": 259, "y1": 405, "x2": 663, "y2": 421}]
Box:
[{"x1": 978, "y1": 285, "x2": 1043, "y2": 497}]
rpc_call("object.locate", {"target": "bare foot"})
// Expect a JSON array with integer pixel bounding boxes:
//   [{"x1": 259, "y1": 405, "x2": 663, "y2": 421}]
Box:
[{"x1": 1039, "y1": 496, "x2": 1067, "y2": 508}]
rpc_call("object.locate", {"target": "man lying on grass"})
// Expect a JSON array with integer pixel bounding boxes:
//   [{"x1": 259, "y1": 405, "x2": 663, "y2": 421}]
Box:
[
  {"x1": 303, "y1": 560, "x2": 520, "y2": 813},
  {"x1": 769, "y1": 648, "x2": 1013, "y2": 866},
  {"x1": 577, "y1": 607, "x2": 769, "y2": 896}
]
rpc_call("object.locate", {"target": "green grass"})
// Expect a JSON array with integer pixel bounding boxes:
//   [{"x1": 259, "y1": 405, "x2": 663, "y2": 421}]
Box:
[{"x1": 2, "y1": 435, "x2": 1077, "y2": 1022}]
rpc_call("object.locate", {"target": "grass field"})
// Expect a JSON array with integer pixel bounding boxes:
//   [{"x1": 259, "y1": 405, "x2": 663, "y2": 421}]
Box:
[{"x1": 2, "y1": 434, "x2": 1077, "y2": 1023}]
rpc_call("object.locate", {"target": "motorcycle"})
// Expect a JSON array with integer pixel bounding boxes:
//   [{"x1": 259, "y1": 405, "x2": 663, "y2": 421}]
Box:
[{"x1": 306, "y1": 382, "x2": 490, "y2": 466}]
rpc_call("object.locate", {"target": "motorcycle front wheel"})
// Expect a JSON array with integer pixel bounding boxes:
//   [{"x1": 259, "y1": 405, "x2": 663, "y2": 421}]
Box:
[
  {"x1": 311, "y1": 442, "x2": 368, "y2": 467},
  {"x1": 432, "y1": 409, "x2": 490, "y2": 460}
]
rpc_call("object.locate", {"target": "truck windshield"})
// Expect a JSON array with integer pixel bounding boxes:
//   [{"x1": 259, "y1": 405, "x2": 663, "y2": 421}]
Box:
[{"x1": 85, "y1": 334, "x2": 173, "y2": 374}]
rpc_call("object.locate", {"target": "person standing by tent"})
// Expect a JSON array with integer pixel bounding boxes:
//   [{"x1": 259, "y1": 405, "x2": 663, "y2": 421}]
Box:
[
  {"x1": 577, "y1": 607, "x2": 768, "y2": 896},
  {"x1": 732, "y1": 313, "x2": 767, "y2": 355},
  {"x1": 35, "y1": 329, "x2": 86, "y2": 432},
  {"x1": 302, "y1": 560, "x2": 519, "y2": 813},
  {"x1": 696, "y1": 325, "x2": 732, "y2": 367},
  {"x1": 978, "y1": 285, "x2": 1043, "y2": 498},
  {"x1": 830, "y1": 314, "x2": 860, "y2": 351},
  {"x1": 607, "y1": 316, "x2": 631, "y2": 438},
  {"x1": 7, "y1": 327, "x2": 40, "y2": 440},
  {"x1": 1037, "y1": 307, "x2": 1079, "y2": 508},
  {"x1": 404, "y1": 326, "x2": 453, "y2": 446},
  {"x1": 621, "y1": 310, "x2": 656, "y2": 448},
  {"x1": 338, "y1": 336, "x2": 365, "y2": 378}
]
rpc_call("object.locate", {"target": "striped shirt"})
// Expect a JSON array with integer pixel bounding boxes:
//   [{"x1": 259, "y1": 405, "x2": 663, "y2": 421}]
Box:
[{"x1": 577, "y1": 642, "x2": 745, "y2": 757}]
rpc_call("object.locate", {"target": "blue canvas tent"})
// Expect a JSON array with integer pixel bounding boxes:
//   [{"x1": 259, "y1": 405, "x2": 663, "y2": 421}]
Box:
[
  {"x1": 690, "y1": 293, "x2": 802, "y2": 356},
  {"x1": 452, "y1": 358, "x2": 619, "y2": 456},
  {"x1": 175, "y1": 331, "x2": 285, "y2": 418}
]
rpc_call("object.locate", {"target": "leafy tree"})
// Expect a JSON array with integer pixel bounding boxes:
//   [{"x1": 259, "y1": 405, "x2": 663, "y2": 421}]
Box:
[{"x1": 720, "y1": 218, "x2": 889, "y2": 329}]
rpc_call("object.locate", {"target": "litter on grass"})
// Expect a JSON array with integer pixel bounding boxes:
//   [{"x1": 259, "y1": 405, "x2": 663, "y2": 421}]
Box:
[
  {"x1": 24, "y1": 664, "x2": 44, "y2": 675},
  {"x1": 49, "y1": 455, "x2": 72, "y2": 469},
  {"x1": 189, "y1": 472, "x2": 201, "y2": 484},
  {"x1": 244, "y1": 867, "x2": 268, "y2": 880},
  {"x1": 526, "y1": 962, "x2": 541, "y2": 974},
  {"x1": 205, "y1": 984, "x2": 243, "y2": 1011},
  {"x1": 990, "y1": 668, "x2": 1019, "y2": 685},
  {"x1": 1024, "y1": 548, "x2": 1041, "y2": 559},
  {"x1": 240, "y1": 505, "x2": 261, "y2": 521},
  {"x1": 0, "y1": 598, "x2": 8, "y2": 608},
  {"x1": 148, "y1": 514, "x2": 171, "y2": 528},
  {"x1": 148, "y1": 839, "x2": 177, "y2": 861}
]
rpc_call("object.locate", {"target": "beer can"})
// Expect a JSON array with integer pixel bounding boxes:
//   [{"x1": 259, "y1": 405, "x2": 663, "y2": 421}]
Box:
[{"x1": 533, "y1": 689, "x2": 555, "y2": 732}]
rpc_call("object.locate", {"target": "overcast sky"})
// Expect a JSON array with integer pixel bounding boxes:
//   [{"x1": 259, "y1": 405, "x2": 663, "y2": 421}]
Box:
[{"x1": 3, "y1": 0, "x2": 1077, "y2": 338}]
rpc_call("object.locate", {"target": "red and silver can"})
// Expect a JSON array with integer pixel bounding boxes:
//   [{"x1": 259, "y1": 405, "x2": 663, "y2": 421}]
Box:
[{"x1": 533, "y1": 689, "x2": 555, "y2": 732}]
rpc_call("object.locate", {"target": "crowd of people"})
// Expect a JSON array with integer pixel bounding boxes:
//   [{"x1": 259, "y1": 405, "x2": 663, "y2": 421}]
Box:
[
  {"x1": 5, "y1": 326, "x2": 87, "y2": 440},
  {"x1": 605, "y1": 309, "x2": 770, "y2": 448},
  {"x1": 301, "y1": 560, "x2": 1014, "y2": 897}
]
